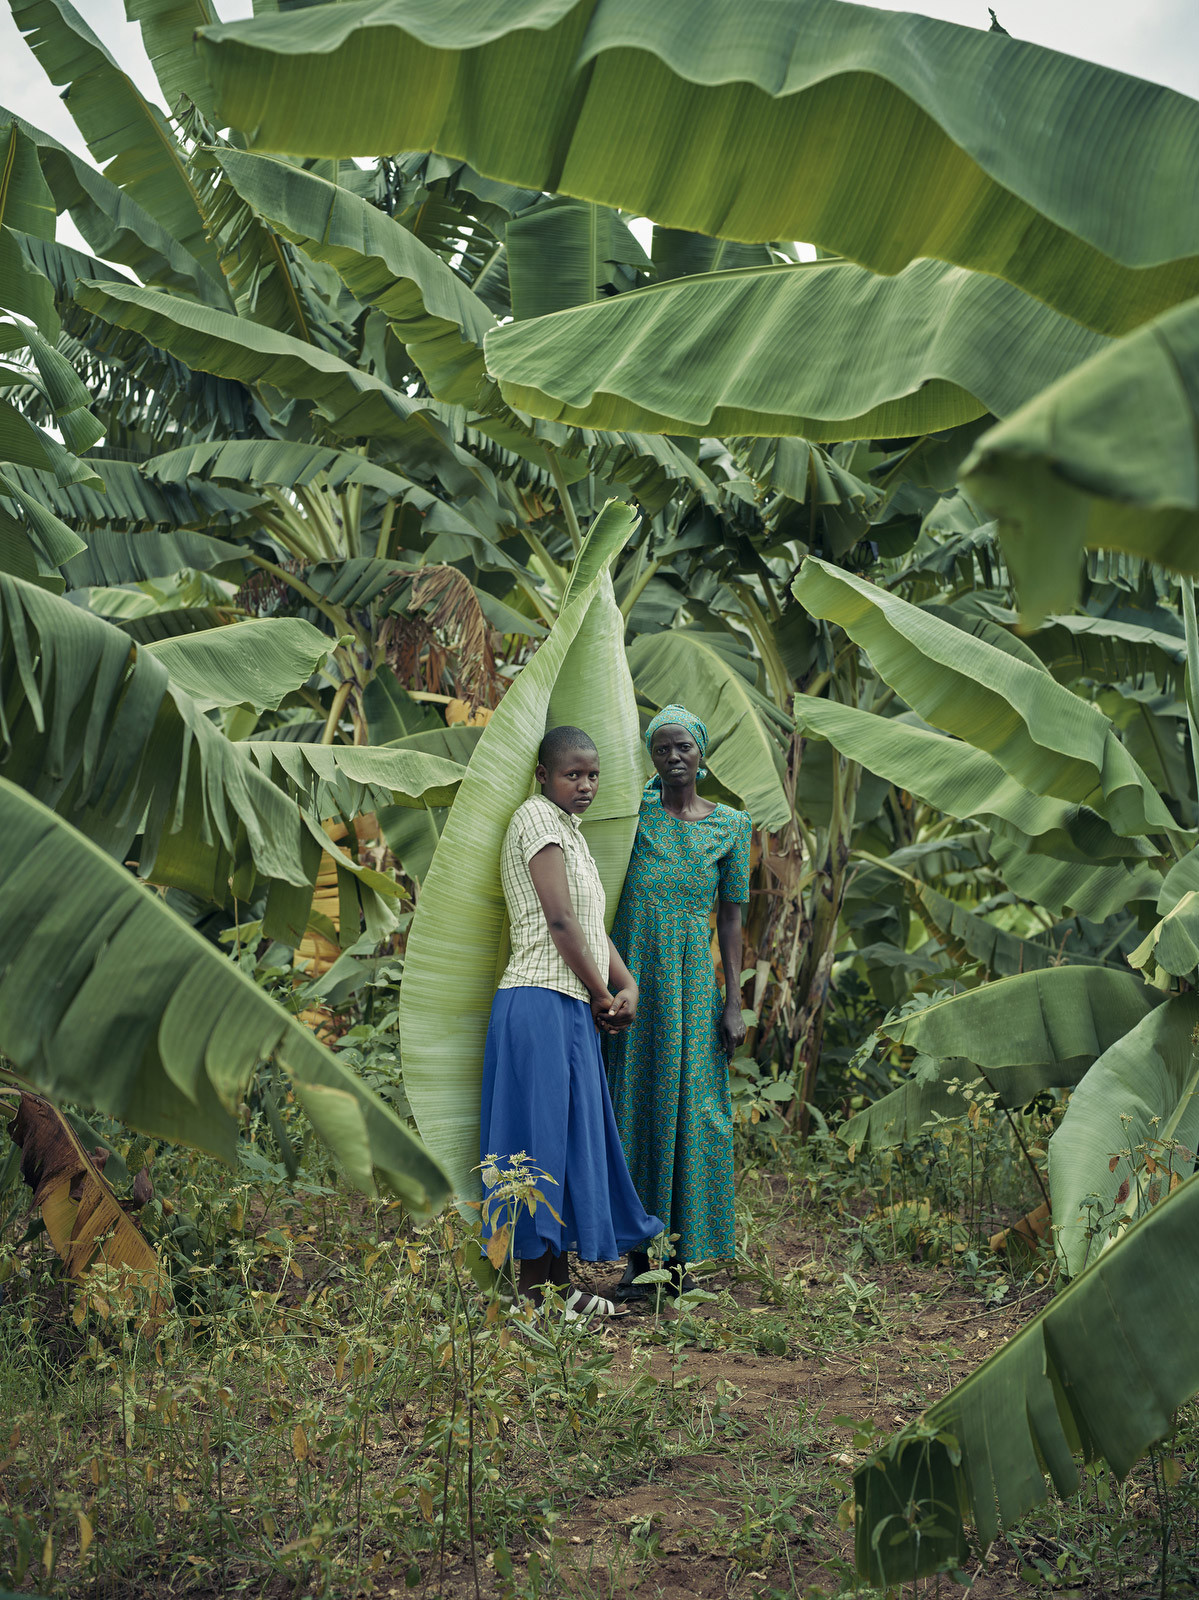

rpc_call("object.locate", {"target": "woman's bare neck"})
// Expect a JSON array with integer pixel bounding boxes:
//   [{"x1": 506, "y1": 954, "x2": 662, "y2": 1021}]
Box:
[{"x1": 658, "y1": 782, "x2": 716, "y2": 820}]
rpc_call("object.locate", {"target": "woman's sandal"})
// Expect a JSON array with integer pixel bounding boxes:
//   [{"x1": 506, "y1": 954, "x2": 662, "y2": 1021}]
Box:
[{"x1": 564, "y1": 1289, "x2": 628, "y2": 1321}]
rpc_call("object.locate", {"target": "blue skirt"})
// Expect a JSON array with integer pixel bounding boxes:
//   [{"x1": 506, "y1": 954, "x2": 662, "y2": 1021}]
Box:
[{"x1": 480, "y1": 986, "x2": 665, "y2": 1262}]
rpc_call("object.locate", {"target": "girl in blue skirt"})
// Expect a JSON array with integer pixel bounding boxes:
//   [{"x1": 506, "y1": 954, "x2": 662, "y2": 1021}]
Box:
[{"x1": 480, "y1": 724, "x2": 664, "y2": 1316}]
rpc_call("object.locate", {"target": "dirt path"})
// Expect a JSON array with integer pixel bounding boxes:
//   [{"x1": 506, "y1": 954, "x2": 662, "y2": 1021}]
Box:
[{"x1": 398, "y1": 1234, "x2": 1051, "y2": 1600}]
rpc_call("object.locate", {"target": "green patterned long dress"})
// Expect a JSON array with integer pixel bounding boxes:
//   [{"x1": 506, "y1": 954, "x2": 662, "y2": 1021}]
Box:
[{"x1": 606, "y1": 792, "x2": 752, "y2": 1263}]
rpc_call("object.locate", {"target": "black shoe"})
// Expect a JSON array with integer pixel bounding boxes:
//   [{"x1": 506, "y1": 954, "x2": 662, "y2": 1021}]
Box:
[{"x1": 611, "y1": 1254, "x2": 650, "y2": 1303}]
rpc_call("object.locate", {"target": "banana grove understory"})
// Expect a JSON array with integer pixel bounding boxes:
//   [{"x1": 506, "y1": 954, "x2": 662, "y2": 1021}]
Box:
[{"x1": 2, "y1": 0, "x2": 1199, "y2": 1594}]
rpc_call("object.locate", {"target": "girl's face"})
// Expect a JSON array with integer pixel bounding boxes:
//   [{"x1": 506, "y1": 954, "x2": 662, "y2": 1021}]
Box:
[
  {"x1": 536, "y1": 747, "x2": 600, "y2": 815},
  {"x1": 650, "y1": 724, "x2": 701, "y2": 788}
]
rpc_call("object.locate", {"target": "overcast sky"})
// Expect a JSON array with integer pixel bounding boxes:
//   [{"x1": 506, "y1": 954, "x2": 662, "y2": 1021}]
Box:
[{"x1": 1, "y1": 0, "x2": 1195, "y2": 206}]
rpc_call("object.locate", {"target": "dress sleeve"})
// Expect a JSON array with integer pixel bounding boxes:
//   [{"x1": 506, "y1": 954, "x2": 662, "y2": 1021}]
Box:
[{"x1": 718, "y1": 810, "x2": 752, "y2": 904}]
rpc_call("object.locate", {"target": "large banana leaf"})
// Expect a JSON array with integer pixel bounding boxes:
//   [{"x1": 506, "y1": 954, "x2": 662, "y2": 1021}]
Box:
[
  {"x1": 72, "y1": 280, "x2": 469, "y2": 466},
  {"x1": 0, "y1": 778, "x2": 449, "y2": 1210},
  {"x1": 11, "y1": 0, "x2": 225, "y2": 289},
  {"x1": 0, "y1": 227, "x2": 58, "y2": 338},
  {"x1": 144, "y1": 617, "x2": 337, "y2": 712},
  {"x1": 794, "y1": 699, "x2": 1151, "y2": 863},
  {"x1": 485, "y1": 258, "x2": 1109, "y2": 438},
  {"x1": 627, "y1": 630, "x2": 790, "y2": 830},
  {"x1": 842, "y1": 967, "x2": 1158, "y2": 1150},
  {"x1": 196, "y1": 0, "x2": 1199, "y2": 336},
  {"x1": 882, "y1": 968, "x2": 1158, "y2": 1082},
  {"x1": 62, "y1": 531, "x2": 243, "y2": 588},
  {"x1": 211, "y1": 149, "x2": 498, "y2": 405},
  {"x1": 11, "y1": 324, "x2": 104, "y2": 457},
  {"x1": 397, "y1": 501, "x2": 640, "y2": 1201},
  {"x1": 793, "y1": 558, "x2": 1178, "y2": 838},
  {"x1": 1049, "y1": 993, "x2": 1199, "y2": 1278},
  {"x1": 0, "y1": 571, "x2": 305, "y2": 894},
  {"x1": 963, "y1": 295, "x2": 1199, "y2": 623},
  {"x1": 854, "y1": 1171, "x2": 1199, "y2": 1582},
  {"x1": 0, "y1": 124, "x2": 59, "y2": 339}
]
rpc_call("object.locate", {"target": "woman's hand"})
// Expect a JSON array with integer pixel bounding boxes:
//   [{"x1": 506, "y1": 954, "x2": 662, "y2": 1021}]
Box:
[
  {"x1": 588, "y1": 988, "x2": 616, "y2": 1030},
  {"x1": 721, "y1": 999, "x2": 747, "y2": 1059},
  {"x1": 604, "y1": 985, "x2": 638, "y2": 1032}
]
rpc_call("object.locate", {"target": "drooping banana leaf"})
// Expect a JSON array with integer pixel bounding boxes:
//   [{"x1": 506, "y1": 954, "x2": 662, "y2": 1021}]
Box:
[
  {"x1": 144, "y1": 437, "x2": 418, "y2": 499},
  {"x1": 7, "y1": 458, "x2": 259, "y2": 537},
  {"x1": 627, "y1": 629, "x2": 790, "y2": 831},
  {"x1": 0, "y1": 779, "x2": 449, "y2": 1210},
  {"x1": 989, "y1": 833, "x2": 1166, "y2": 922},
  {"x1": 1048, "y1": 992, "x2": 1199, "y2": 1278},
  {"x1": 651, "y1": 227, "x2": 771, "y2": 282},
  {"x1": 794, "y1": 699, "x2": 1152, "y2": 863},
  {"x1": 912, "y1": 882, "x2": 1119, "y2": 979},
  {"x1": 0, "y1": 105, "x2": 248, "y2": 302},
  {"x1": 485, "y1": 258, "x2": 1109, "y2": 438},
  {"x1": 377, "y1": 801, "x2": 447, "y2": 885},
  {"x1": 1017, "y1": 611, "x2": 1187, "y2": 692},
  {"x1": 195, "y1": 0, "x2": 1199, "y2": 336},
  {"x1": 0, "y1": 574, "x2": 403, "y2": 940},
  {"x1": 210, "y1": 149, "x2": 498, "y2": 405},
  {"x1": 881, "y1": 968, "x2": 1159, "y2": 1082},
  {"x1": 0, "y1": 227, "x2": 58, "y2": 337},
  {"x1": 71, "y1": 279, "x2": 470, "y2": 467},
  {"x1": 143, "y1": 617, "x2": 338, "y2": 712},
  {"x1": 793, "y1": 558, "x2": 1178, "y2": 838},
  {"x1": 11, "y1": 0, "x2": 225, "y2": 288},
  {"x1": 397, "y1": 500, "x2": 640, "y2": 1201},
  {"x1": 60, "y1": 529, "x2": 248, "y2": 588},
  {"x1": 963, "y1": 294, "x2": 1199, "y2": 623},
  {"x1": 12, "y1": 323, "x2": 105, "y2": 456},
  {"x1": 0, "y1": 120, "x2": 56, "y2": 243},
  {"x1": 505, "y1": 196, "x2": 651, "y2": 321},
  {"x1": 841, "y1": 967, "x2": 1159, "y2": 1150},
  {"x1": 854, "y1": 1170, "x2": 1199, "y2": 1582},
  {"x1": 245, "y1": 741, "x2": 464, "y2": 820},
  {"x1": 0, "y1": 467, "x2": 88, "y2": 575},
  {"x1": 1127, "y1": 890, "x2": 1199, "y2": 985},
  {"x1": 124, "y1": 0, "x2": 219, "y2": 121},
  {"x1": 0, "y1": 124, "x2": 60, "y2": 338}
]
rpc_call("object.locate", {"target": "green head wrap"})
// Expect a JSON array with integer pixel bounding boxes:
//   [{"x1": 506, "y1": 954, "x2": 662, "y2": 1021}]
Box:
[{"x1": 644, "y1": 704, "x2": 709, "y2": 789}]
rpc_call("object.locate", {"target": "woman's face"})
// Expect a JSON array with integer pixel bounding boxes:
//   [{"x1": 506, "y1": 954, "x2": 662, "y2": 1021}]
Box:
[{"x1": 650, "y1": 724, "x2": 701, "y2": 788}]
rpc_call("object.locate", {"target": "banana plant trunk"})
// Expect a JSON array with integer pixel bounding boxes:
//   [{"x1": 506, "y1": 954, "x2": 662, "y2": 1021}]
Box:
[{"x1": 793, "y1": 736, "x2": 862, "y2": 1134}]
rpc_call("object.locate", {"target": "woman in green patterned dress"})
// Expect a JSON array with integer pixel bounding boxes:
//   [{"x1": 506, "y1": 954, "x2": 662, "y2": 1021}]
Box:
[{"x1": 605, "y1": 705, "x2": 752, "y2": 1300}]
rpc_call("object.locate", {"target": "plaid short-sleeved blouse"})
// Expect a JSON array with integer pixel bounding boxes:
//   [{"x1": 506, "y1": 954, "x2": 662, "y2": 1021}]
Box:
[{"x1": 497, "y1": 795, "x2": 608, "y2": 1001}]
